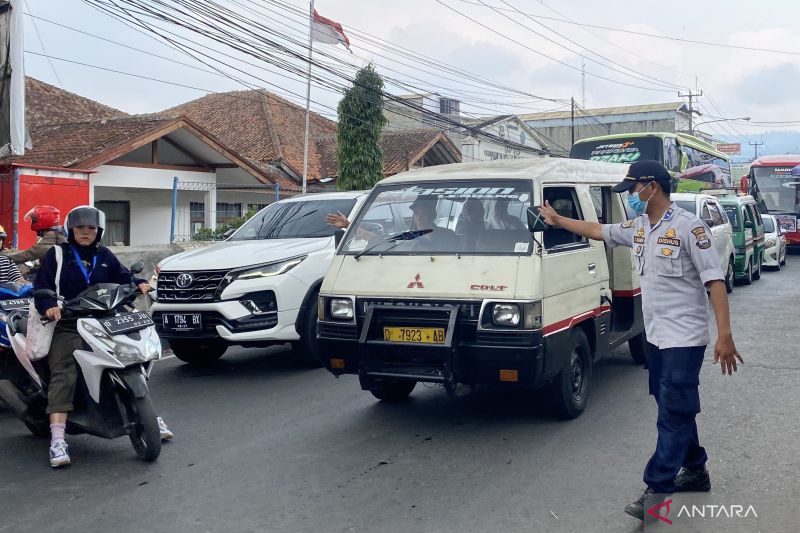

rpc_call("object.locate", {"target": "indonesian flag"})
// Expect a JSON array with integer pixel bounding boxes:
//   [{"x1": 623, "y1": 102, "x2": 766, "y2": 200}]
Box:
[{"x1": 311, "y1": 9, "x2": 351, "y2": 51}]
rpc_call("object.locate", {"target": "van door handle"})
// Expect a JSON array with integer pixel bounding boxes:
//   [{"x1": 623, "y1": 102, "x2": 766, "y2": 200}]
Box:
[{"x1": 588, "y1": 263, "x2": 597, "y2": 276}]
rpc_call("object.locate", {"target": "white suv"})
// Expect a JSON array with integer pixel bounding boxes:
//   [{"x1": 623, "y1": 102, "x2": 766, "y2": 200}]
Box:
[
  {"x1": 150, "y1": 191, "x2": 367, "y2": 366},
  {"x1": 672, "y1": 192, "x2": 736, "y2": 293}
]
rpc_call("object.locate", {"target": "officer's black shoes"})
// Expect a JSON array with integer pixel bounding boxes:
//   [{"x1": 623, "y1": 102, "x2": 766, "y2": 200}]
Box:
[
  {"x1": 624, "y1": 487, "x2": 654, "y2": 520},
  {"x1": 676, "y1": 465, "x2": 711, "y2": 492}
]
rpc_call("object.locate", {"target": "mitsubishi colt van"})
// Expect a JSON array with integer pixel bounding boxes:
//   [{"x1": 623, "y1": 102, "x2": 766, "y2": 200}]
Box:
[{"x1": 318, "y1": 158, "x2": 646, "y2": 419}]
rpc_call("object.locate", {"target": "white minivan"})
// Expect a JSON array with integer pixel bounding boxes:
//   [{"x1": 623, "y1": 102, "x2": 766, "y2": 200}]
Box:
[
  {"x1": 318, "y1": 158, "x2": 646, "y2": 419},
  {"x1": 671, "y1": 192, "x2": 736, "y2": 293},
  {"x1": 151, "y1": 191, "x2": 367, "y2": 366}
]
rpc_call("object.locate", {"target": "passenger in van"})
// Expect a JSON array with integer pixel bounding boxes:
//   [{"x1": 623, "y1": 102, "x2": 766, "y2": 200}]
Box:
[
  {"x1": 455, "y1": 199, "x2": 485, "y2": 250},
  {"x1": 487, "y1": 198, "x2": 526, "y2": 230},
  {"x1": 537, "y1": 160, "x2": 743, "y2": 522},
  {"x1": 408, "y1": 197, "x2": 456, "y2": 250}
]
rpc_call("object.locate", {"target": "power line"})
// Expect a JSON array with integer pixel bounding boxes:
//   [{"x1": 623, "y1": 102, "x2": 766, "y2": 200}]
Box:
[
  {"x1": 455, "y1": 0, "x2": 800, "y2": 56},
  {"x1": 23, "y1": 0, "x2": 63, "y2": 87}
]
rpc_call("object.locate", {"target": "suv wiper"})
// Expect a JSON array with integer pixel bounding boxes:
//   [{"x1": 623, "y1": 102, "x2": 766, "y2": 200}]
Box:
[
  {"x1": 354, "y1": 229, "x2": 432, "y2": 260},
  {"x1": 263, "y1": 209, "x2": 318, "y2": 238}
]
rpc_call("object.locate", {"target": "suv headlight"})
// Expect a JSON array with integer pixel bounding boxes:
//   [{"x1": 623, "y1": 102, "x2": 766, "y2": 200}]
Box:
[
  {"x1": 765, "y1": 238, "x2": 776, "y2": 248},
  {"x1": 330, "y1": 298, "x2": 354, "y2": 320},
  {"x1": 236, "y1": 256, "x2": 306, "y2": 280},
  {"x1": 492, "y1": 303, "x2": 521, "y2": 327}
]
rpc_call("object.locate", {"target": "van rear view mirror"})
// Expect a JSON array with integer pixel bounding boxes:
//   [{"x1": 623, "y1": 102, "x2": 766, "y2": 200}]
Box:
[{"x1": 526, "y1": 206, "x2": 550, "y2": 233}]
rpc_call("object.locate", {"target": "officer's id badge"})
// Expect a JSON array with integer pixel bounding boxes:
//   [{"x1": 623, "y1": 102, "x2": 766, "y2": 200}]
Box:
[
  {"x1": 692, "y1": 227, "x2": 711, "y2": 249},
  {"x1": 634, "y1": 226, "x2": 645, "y2": 244},
  {"x1": 656, "y1": 227, "x2": 681, "y2": 247},
  {"x1": 661, "y1": 247, "x2": 674, "y2": 257}
]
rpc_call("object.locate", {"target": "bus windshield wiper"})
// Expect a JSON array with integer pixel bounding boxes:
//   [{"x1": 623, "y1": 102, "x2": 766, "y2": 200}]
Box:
[{"x1": 354, "y1": 229, "x2": 432, "y2": 260}]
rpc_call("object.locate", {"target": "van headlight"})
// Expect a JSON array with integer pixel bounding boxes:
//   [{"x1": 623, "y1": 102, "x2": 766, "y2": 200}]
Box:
[
  {"x1": 492, "y1": 303, "x2": 521, "y2": 327},
  {"x1": 765, "y1": 238, "x2": 776, "y2": 248},
  {"x1": 330, "y1": 298, "x2": 354, "y2": 320}
]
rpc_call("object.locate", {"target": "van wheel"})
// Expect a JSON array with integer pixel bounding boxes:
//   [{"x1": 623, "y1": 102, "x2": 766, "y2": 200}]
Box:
[
  {"x1": 169, "y1": 340, "x2": 226, "y2": 366},
  {"x1": 370, "y1": 380, "x2": 416, "y2": 402},
  {"x1": 743, "y1": 259, "x2": 753, "y2": 285},
  {"x1": 628, "y1": 330, "x2": 647, "y2": 365},
  {"x1": 753, "y1": 253, "x2": 762, "y2": 280},
  {"x1": 725, "y1": 257, "x2": 734, "y2": 294},
  {"x1": 548, "y1": 329, "x2": 592, "y2": 419},
  {"x1": 293, "y1": 291, "x2": 323, "y2": 368}
]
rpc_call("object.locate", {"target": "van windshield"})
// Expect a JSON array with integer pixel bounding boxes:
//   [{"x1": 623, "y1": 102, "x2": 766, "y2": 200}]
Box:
[
  {"x1": 342, "y1": 180, "x2": 533, "y2": 255},
  {"x1": 231, "y1": 199, "x2": 357, "y2": 240}
]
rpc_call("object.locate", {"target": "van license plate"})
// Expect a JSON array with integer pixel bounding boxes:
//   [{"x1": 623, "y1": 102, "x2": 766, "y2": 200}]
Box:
[{"x1": 383, "y1": 327, "x2": 445, "y2": 344}]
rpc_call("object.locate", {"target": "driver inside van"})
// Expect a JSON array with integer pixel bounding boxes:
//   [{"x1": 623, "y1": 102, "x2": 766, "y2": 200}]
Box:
[{"x1": 408, "y1": 197, "x2": 456, "y2": 250}]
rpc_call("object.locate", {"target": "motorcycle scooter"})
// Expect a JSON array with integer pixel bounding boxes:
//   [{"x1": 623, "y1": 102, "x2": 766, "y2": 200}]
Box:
[{"x1": 0, "y1": 263, "x2": 163, "y2": 461}]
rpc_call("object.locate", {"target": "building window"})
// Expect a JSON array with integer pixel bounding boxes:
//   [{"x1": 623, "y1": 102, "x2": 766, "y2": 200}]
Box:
[
  {"x1": 190, "y1": 202, "x2": 205, "y2": 224},
  {"x1": 439, "y1": 97, "x2": 460, "y2": 116},
  {"x1": 216, "y1": 202, "x2": 242, "y2": 228}
]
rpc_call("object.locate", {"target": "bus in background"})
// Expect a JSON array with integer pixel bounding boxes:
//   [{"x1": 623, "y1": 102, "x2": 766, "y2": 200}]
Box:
[
  {"x1": 745, "y1": 155, "x2": 800, "y2": 250},
  {"x1": 569, "y1": 132, "x2": 731, "y2": 192},
  {"x1": 674, "y1": 164, "x2": 731, "y2": 192}
]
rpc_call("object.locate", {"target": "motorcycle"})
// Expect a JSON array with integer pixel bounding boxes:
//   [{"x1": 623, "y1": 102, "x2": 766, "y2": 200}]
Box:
[
  {"x1": 0, "y1": 263, "x2": 164, "y2": 461},
  {"x1": 0, "y1": 282, "x2": 34, "y2": 381}
]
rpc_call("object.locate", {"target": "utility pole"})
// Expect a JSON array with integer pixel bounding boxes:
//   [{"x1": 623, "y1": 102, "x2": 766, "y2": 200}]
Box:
[
  {"x1": 678, "y1": 90, "x2": 703, "y2": 134},
  {"x1": 749, "y1": 141, "x2": 763, "y2": 160},
  {"x1": 570, "y1": 97, "x2": 575, "y2": 147},
  {"x1": 581, "y1": 57, "x2": 586, "y2": 108}
]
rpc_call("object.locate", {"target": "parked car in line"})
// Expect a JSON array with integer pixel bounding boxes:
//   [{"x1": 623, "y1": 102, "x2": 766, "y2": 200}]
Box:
[
  {"x1": 761, "y1": 214, "x2": 787, "y2": 270},
  {"x1": 672, "y1": 192, "x2": 736, "y2": 293},
  {"x1": 150, "y1": 191, "x2": 368, "y2": 366},
  {"x1": 318, "y1": 158, "x2": 648, "y2": 419},
  {"x1": 718, "y1": 194, "x2": 766, "y2": 285}
]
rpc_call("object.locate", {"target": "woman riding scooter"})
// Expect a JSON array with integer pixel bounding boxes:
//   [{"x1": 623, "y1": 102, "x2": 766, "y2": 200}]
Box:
[{"x1": 34, "y1": 206, "x2": 172, "y2": 468}]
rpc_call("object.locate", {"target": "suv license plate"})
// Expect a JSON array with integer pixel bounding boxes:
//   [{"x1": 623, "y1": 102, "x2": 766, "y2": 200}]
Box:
[
  {"x1": 383, "y1": 327, "x2": 445, "y2": 344},
  {"x1": 101, "y1": 312, "x2": 154, "y2": 335},
  {"x1": 161, "y1": 313, "x2": 202, "y2": 332}
]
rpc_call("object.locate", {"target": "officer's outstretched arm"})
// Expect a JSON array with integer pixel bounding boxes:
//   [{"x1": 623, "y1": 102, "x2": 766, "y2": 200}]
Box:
[{"x1": 538, "y1": 201, "x2": 604, "y2": 241}]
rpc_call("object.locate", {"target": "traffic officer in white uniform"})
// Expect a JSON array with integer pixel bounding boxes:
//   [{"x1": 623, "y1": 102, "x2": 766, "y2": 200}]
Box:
[{"x1": 538, "y1": 160, "x2": 743, "y2": 522}]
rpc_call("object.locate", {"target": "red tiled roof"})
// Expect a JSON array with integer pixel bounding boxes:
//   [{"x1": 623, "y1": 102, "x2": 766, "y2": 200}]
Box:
[
  {"x1": 25, "y1": 77, "x2": 127, "y2": 128},
  {"x1": 161, "y1": 90, "x2": 336, "y2": 186}
]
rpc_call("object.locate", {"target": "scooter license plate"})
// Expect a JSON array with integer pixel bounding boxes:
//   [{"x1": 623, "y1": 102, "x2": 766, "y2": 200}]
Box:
[
  {"x1": 0, "y1": 298, "x2": 33, "y2": 311},
  {"x1": 161, "y1": 313, "x2": 202, "y2": 332},
  {"x1": 100, "y1": 312, "x2": 155, "y2": 335}
]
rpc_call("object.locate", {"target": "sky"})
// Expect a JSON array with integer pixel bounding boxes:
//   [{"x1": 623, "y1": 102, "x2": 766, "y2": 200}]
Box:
[{"x1": 20, "y1": 0, "x2": 800, "y2": 156}]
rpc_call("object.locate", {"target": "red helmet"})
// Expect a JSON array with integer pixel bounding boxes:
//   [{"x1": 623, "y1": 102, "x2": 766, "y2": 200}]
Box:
[{"x1": 24, "y1": 205, "x2": 61, "y2": 231}]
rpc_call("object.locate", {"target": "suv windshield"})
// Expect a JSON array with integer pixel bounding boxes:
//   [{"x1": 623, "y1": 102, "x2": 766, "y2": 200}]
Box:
[
  {"x1": 342, "y1": 180, "x2": 533, "y2": 255},
  {"x1": 231, "y1": 199, "x2": 357, "y2": 240}
]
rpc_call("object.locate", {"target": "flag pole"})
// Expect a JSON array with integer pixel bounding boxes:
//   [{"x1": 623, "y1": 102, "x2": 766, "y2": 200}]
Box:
[{"x1": 301, "y1": 0, "x2": 315, "y2": 195}]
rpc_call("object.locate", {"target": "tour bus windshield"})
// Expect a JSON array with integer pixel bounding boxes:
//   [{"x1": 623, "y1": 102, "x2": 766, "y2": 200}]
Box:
[
  {"x1": 232, "y1": 199, "x2": 357, "y2": 240},
  {"x1": 751, "y1": 166, "x2": 800, "y2": 214},
  {"x1": 341, "y1": 180, "x2": 533, "y2": 256},
  {"x1": 569, "y1": 136, "x2": 662, "y2": 164}
]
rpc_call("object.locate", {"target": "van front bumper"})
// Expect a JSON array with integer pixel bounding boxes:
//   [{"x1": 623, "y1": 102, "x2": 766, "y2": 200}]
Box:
[{"x1": 319, "y1": 322, "x2": 546, "y2": 388}]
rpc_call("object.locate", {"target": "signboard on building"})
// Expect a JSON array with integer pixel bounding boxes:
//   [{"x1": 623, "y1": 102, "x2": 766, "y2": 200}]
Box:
[{"x1": 716, "y1": 143, "x2": 741, "y2": 155}]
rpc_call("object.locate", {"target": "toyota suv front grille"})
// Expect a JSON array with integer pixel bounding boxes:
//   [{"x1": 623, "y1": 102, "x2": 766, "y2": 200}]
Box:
[{"x1": 156, "y1": 270, "x2": 229, "y2": 302}]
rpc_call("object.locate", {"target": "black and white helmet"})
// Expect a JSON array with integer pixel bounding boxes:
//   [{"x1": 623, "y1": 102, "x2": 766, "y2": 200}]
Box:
[{"x1": 66, "y1": 205, "x2": 106, "y2": 243}]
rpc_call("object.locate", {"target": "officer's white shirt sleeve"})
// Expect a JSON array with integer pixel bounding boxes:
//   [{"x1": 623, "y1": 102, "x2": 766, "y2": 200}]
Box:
[
  {"x1": 686, "y1": 222, "x2": 725, "y2": 285},
  {"x1": 602, "y1": 220, "x2": 635, "y2": 248}
]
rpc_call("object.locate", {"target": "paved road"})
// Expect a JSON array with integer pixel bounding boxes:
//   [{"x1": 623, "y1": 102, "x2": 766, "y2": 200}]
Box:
[{"x1": 2, "y1": 261, "x2": 800, "y2": 532}]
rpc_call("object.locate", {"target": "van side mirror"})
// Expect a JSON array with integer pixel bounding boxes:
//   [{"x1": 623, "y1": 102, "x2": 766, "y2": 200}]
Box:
[
  {"x1": 334, "y1": 228, "x2": 346, "y2": 246},
  {"x1": 130, "y1": 262, "x2": 144, "y2": 275},
  {"x1": 744, "y1": 220, "x2": 754, "y2": 229},
  {"x1": 702, "y1": 217, "x2": 714, "y2": 227},
  {"x1": 526, "y1": 206, "x2": 550, "y2": 233}
]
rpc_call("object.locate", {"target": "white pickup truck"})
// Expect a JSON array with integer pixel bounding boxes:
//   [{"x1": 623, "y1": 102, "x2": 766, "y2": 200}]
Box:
[{"x1": 150, "y1": 191, "x2": 367, "y2": 366}]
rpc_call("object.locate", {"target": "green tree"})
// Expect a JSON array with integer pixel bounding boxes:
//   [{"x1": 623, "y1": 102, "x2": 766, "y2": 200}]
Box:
[{"x1": 336, "y1": 64, "x2": 387, "y2": 190}]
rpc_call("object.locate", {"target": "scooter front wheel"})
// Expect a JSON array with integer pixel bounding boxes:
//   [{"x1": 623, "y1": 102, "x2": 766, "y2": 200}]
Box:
[{"x1": 127, "y1": 395, "x2": 162, "y2": 462}]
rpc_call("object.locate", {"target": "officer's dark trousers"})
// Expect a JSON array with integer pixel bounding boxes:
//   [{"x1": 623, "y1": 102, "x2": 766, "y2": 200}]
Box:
[{"x1": 643, "y1": 342, "x2": 707, "y2": 493}]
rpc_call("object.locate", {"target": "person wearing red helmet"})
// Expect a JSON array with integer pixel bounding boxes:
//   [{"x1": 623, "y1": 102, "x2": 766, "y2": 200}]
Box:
[{"x1": 3, "y1": 206, "x2": 67, "y2": 275}]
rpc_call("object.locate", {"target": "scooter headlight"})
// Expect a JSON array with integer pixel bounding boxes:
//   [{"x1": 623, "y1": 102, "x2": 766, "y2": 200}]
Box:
[{"x1": 116, "y1": 344, "x2": 146, "y2": 363}]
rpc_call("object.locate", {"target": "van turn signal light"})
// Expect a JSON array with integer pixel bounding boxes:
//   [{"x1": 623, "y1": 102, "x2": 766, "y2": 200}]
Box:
[
  {"x1": 499, "y1": 369, "x2": 518, "y2": 382},
  {"x1": 330, "y1": 358, "x2": 346, "y2": 370}
]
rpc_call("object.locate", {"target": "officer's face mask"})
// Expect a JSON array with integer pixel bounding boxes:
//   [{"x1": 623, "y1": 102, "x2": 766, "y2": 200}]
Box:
[{"x1": 628, "y1": 183, "x2": 653, "y2": 215}]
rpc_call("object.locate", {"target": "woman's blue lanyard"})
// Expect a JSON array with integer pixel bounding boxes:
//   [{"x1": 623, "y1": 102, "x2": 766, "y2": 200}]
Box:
[{"x1": 71, "y1": 246, "x2": 97, "y2": 285}]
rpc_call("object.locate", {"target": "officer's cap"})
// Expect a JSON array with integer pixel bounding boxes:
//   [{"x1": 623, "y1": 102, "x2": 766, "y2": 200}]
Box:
[{"x1": 612, "y1": 160, "x2": 672, "y2": 193}]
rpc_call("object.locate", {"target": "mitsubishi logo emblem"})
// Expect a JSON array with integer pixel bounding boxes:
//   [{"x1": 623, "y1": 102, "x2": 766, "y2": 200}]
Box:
[
  {"x1": 407, "y1": 273, "x2": 424, "y2": 289},
  {"x1": 176, "y1": 273, "x2": 194, "y2": 288}
]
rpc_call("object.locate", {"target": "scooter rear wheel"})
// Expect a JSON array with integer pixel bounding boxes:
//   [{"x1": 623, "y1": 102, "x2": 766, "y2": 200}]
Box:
[{"x1": 127, "y1": 395, "x2": 162, "y2": 462}]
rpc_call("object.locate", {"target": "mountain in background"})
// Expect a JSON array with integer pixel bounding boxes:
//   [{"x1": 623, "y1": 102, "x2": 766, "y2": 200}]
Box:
[{"x1": 715, "y1": 131, "x2": 800, "y2": 162}]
